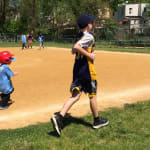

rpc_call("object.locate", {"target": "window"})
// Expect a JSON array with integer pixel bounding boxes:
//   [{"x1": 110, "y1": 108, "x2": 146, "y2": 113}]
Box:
[
  {"x1": 134, "y1": 20, "x2": 136, "y2": 24},
  {"x1": 131, "y1": 20, "x2": 134, "y2": 24},
  {"x1": 129, "y1": 8, "x2": 133, "y2": 14}
]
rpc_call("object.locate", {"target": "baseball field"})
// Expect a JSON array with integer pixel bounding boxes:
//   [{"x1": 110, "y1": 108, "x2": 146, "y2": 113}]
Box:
[
  {"x1": 0, "y1": 46, "x2": 150, "y2": 130},
  {"x1": 0, "y1": 46, "x2": 150, "y2": 149}
]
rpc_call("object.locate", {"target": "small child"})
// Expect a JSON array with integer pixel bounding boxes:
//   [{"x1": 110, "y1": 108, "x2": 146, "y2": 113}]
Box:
[
  {"x1": 27, "y1": 31, "x2": 34, "y2": 49},
  {"x1": 51, "y1": 14, "x2": 109, "y2": 136},
  {"x1": 0, "y1": 51, "x2": 18, "y2": 110},
  {"x1": 21, "y1": 33, "x2": 27, "y2": 50},
  {"x1": 39, "y1": 33, "x2": 44, "y2": 49}
]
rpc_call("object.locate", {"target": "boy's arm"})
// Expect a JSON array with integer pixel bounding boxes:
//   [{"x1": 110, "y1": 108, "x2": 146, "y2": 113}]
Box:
[
  {"x1": 5, "y1": 68, "x2": 14, "y2": 77},
  {"x1": 73, "y1": 43, "x2": 96, "y2": 61},
  {"x1": 5, "y1": 67, "x2": 18, "y2": 77}
]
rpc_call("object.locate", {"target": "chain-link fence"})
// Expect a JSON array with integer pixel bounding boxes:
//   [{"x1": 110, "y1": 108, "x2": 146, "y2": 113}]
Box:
[
  {"x1": 0, "y1": 33, "x2": 75, "y2": 43},
  {"x1": 0, "y1": 33, "x2": 21, "y2": 42},
  {"x1": 96, "y1": 40, "x2": 150, "y2": 47},
  {"x1": 0, "y1": 32, "x2": 150, "y2": 47}
]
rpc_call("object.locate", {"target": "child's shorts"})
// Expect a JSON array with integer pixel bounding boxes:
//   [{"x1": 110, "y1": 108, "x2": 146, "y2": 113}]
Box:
[
  {"x1": 70, "y1": 79, "x2": 97, "y2": 98},
  {"x1": 28, "y1": 40, "x2": 32, "y2": 45}
]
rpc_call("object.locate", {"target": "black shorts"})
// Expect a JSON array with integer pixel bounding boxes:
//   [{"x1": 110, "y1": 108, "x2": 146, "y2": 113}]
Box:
[{"x1": 70, "y1": 79, "x2": 97, "y2": 98}]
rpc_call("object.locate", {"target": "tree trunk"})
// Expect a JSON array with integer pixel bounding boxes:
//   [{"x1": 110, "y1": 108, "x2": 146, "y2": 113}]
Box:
[
  {"x1": 32, "y1": 0, "x2": 36, "y2": 31},
  {"x1": 1, "y1": 0, "x2": 7, "y2": 31}
]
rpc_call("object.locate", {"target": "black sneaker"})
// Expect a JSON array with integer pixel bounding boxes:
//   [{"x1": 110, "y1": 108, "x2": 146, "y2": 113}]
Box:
[
  {"x1": 93, "y1": 117, "x2": 109, "y2": 129},
  {"x1": 0, "y1": 105, "x2": 8, "y2": 110},
  {"x1": 51, "y1": 114, "x2": 63, "y2": 136}
]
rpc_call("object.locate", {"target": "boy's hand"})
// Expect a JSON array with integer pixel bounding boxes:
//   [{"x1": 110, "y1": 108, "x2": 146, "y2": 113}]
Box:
[
  {"x1": 14, "y1": 72, "x2": 18, "y2": 76},
  {"x1": 89, "y1": 52, "x2": 96, "y2": 60},
  {"x1": 73, "y1": 44, "x2": 96, "y2": 60}
]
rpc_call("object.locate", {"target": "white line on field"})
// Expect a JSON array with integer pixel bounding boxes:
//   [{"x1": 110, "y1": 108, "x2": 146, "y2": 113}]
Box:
[{"x1": 0, "y1": 85, "x2": 150, "y2": 122}]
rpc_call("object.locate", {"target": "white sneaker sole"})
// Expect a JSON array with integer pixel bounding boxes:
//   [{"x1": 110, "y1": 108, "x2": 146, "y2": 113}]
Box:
[
  {"x1": 51, "y1": 117, "x2": 61, "y2": 136},
  {"x1": 93, "y1": 120, "x2": 109, "y2": 129},
  {"x1": 0, "y1": 106, "x2": 9, "y2": 110}
]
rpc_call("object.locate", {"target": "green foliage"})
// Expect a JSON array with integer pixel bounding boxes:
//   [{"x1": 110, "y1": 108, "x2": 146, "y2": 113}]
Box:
[
  {"x1": 99, "y1": 19, "x2": 118, "y2": 40},
  {"x1": 4, "y1": 19, "x2": 20, "y2": 33},
  {"x1": 0, "y1": 0, "x2": 21, "y2": 32},
  {"x1": 68, "y1": 0, "x2": 105, "y2": 17},
  {"x1": 50, "y1": 1, "x2": 76, "y2": 39},
  {"x1": 0, "y1": 0, "x2": 109, "y2": 35},
  {"x1": 19, "y1": 0, "x2": 41, "y2": 32},
  {"x1": 0, "y1": 0, "x2": 150, "y2": 39},
  {"x1": 107, "y1": 0, "x2": 124, "y2": 11},
  {"x1": 127, "y1": 0, "x2": 149, "y2": 3}
]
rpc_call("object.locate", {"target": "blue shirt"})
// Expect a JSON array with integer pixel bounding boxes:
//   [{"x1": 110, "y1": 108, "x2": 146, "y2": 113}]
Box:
[
  {"x1": 39, "y1": 36, "x2": 43, "y2": 42},
  {"x1": 0, "y1": 64, "x2": 14, "y2": 94},
  {"x1": 21, "y1": 35, "x2": 27, "y2": 43}
]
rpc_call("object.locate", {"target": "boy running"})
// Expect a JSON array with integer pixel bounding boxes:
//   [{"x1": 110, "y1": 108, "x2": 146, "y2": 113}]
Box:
[{"x1": 51, "y1": 14, "x2": 109, "y2": 136}]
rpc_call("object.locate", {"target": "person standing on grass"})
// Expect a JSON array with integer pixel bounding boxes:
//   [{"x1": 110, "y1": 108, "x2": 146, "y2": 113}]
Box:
[
  {"x1": 21, "y1": 33, "x2": 27, "y2": 50},
  {"x1": 39, "y1": 33, "x2": 44, "y2": 49},
  {"x1": 51, "y1": 14, "x2": 109, "y2": 136},
  {"x1": 0, "y1": 51, "x2": 18, "y2": 110}
]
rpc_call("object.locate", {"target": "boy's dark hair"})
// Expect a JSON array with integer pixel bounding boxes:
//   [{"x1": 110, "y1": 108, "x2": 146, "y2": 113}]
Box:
[{"x1": 77, "y1": 14, "x2": 95, "y2": 29}]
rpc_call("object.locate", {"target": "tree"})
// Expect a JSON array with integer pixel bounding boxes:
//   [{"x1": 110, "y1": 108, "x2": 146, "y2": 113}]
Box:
[
  {"x1": 67, "y1": 0, "x2": 106, "y2": 19},
  {"x1": 0, "y1": 0, "x2": 9, "y2": 32},
  {"x1": 0, "y1": 0, "x2": 21, "y2": 33},
  {"x1": 99, "y1": 19, "x2": 118, "y2": 40},
  {"x1": 19, "y1": 0, "x2": 41, "y2": 33}
]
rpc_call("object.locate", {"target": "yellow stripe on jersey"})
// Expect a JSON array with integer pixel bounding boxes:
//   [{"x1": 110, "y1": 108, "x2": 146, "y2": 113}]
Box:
[{"x1": 87, "y1": 44, "x2": 97, "y2": 80}]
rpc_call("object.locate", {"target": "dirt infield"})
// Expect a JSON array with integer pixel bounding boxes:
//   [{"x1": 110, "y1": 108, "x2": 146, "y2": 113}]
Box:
[{"x1": 0, "y1": 47, "x2": 150, "y2": 129}]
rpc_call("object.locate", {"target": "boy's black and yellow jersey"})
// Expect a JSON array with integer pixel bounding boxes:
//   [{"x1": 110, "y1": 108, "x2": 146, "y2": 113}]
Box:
[{"x1": 73, "y1": 32, "x2": 97, "y2": 81}]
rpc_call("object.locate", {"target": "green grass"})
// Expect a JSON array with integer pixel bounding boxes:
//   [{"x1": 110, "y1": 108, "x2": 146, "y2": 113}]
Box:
[
  {"x1": 96, "y1": 46, "x2": 150, "y2": 54},
  {"x1": 0, "y1": 100, "x2": 150, "y2": 150},
  {"x1": 0, "y1": 41, "x2": 73, "y2": 48},
  {"x1": 1, "y1": 41, "x2": 150, "y2": 54}
]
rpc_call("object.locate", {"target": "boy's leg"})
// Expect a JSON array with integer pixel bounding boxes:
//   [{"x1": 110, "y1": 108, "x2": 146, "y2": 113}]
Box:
[
  {"x1": 22, "y1": 43, "x2": 24, "y2": 50},
  {"x1": 1, "y1": 93, "x2": 10, "y2": 106},
  {"x1": 60, "y1": 90, "x2": 81, "y2": 117},
  {"x1": 89, "y1": 96, "x2": 109, "y2": 129},
  {"x1": 89, "y1": 95, "x2": 98, "y2": 118},
  {"x1": 86, "y1": 80, "x2": 109, "y2": 129},
  {"x1": 31, "y1": 41, "x2": 32, "y2": 49},
  {"x1": 0, "y1": 93, "x2": 10, "y2": 109},
  {"x1": 40, "y1": 42, "x2": 42, "y2": 49},
  {"x1": 0, "y1": 94, "x2": 1, "y2": 105},
  {"x1": 25, "y1": 43, "x2": 27, "y2": 49},
  {"x1": 51, "y1": 90, "x2": 81, "y2": 136}
]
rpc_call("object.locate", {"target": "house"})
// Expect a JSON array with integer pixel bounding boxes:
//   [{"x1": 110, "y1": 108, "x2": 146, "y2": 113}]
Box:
[{"x1": 114, "y1": 3, "x2": 150, "y2": 34}]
